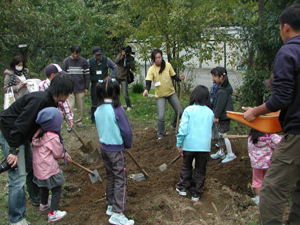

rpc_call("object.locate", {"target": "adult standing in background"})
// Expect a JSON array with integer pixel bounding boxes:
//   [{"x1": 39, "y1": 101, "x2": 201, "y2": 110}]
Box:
[
  {"x1": 243, "y1": 4, "x2": 300, "y2": 224},
  {"x1": 87, "y1": 46, "x2": 118, "y2": 123},
  {"x1": 143, "y1": 49, "x2": 185, "y2": 140},
  {"x1": 115, "y1": 46, "x2": 135, "y2": 111},
  {"x1": 3, "y1": 55, "x2": 30, "y2": 100},
  {"x1": 63, "y1": 44, "x2": 90, "y2": 128}
]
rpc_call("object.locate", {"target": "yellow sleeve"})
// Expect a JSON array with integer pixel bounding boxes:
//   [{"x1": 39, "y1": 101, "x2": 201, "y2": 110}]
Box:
[
  {"x1": 145, "y1": 65, "x2": 154, "y2": 81},
  {"x1": 169, "y1": 63, "x2": 176, "y2": 77}
]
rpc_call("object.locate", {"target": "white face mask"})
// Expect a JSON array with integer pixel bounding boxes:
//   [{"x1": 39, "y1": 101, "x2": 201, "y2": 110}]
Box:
[{"x1": 15, "y1": 66, "x2": 23, "y2": 71}]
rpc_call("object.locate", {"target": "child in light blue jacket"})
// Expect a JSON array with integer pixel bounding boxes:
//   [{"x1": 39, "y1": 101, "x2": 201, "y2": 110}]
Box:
[
  {"x1": 175, "y1": 85, "x2": 214, "y2": 201},
  {"x1": 94, "y1": 78, "x2": 134, "y2": 225}
]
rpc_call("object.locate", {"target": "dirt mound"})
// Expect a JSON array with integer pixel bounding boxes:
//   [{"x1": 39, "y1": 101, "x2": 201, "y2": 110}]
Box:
[{"x1": 26, "y1": 122, "x2": 260, "y2": 224}]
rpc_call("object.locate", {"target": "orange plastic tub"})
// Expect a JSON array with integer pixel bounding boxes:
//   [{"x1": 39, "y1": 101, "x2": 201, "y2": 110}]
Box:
[{"x1": 227, "y1": 111, "x2": 282, "y2": 133}]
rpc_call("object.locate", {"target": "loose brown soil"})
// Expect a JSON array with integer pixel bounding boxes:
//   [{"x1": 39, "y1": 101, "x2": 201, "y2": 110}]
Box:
[{"x1": 2, "y1": 120, "x2": 292, "y2": 224}]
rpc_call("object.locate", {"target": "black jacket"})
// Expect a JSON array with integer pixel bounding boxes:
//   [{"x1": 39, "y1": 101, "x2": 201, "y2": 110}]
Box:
[
  {"x1": 213, "y1": 83, "x2": 234, "y2": 120},
  {"x1": 266, "y1": 35, "x2": 300, "y2": 134},
  {"x1": 0, "y1": 91, "x2": 57, "y2": 147}
]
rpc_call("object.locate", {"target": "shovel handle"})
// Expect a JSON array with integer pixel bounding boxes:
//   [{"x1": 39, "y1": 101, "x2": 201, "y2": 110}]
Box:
[
  {"x1": 219, "y1": 135, "x2": 248, "y2": 139},
  {"x1": 64, "y1": 116, "x2": 86, "y2": 146},
  {"x1": 167, "y1": 154, "x2": 182, "y2": 168},
  {"x1": 125, "y1": 149, "x2": 149, "y2": 178},
  {"x1": 175, "y1": 80, "x2": 183, "y2": 134},
  {"x1": 72, "y1": 161, "x2": 94, "y2": 175}
]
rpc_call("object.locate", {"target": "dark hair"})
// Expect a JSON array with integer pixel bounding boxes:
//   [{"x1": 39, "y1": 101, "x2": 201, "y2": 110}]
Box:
[
  {"x1": 95, "y1": 78, "x2": 121, "y2": 107},
  {"x1": 70, "y1": 44, "x2": 81, "y2": 53},
  {"x1": 189, "y1": 85, "x2": 210, "y2": 107},
  {"x1": 249, "y1": 128, "x2": 266, "y2": 145},
  {"x1": 279, "y1": 4, "x2": 300, "y2": 32},
  {"x1": 46, "y1": 73, "x2": 74, "y2": 97},
  {"x1": 212, "y1": 67, "x2": 229, "y2": 88},
  {"x1": 10, "y1": 55, "x2": 25, "y2": 71},
  {"x1": 123, "y1": 46, "x2": 132, "y2": 54},
  {"x1": 210, "y1": 68, "x2": 217, "y2": 75},
  {"x1": 151, "y1": 49, "x2": 166, "y2": 74}
]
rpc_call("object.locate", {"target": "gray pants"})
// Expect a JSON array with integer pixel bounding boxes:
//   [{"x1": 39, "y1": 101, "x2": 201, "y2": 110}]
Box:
[
  {"x1": 101, "y1": 149, "x2": 128, "y2": 213},
  {"x1": 118, "y1": 79, "x2": 131, "y2": 107},
  {"x1": 156, "y1": 93, "x2": 182, "y2": 138},
  {"x1": 259, "y1": 134, "x2": 300, "y2": 225}
]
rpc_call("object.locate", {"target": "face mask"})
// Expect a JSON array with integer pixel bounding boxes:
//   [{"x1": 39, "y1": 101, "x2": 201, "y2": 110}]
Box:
[{"x1": 15, "y1": 66, "x2": 23, "y2": 71}]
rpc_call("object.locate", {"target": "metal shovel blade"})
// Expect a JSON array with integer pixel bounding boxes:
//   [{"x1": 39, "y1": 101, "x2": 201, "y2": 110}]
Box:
[
  {"x1": 159, "y1": 163, "x2": 167, "y2": 171},
  {"x1": 80, "y1": 141, "x2": 95, "y2": 154},
  {"x1": 89, "y1": 170, "x2": 102, "y2": 184},
  {"x1": 82, "y1": 150, "x2": 100, "y2": 163},
  {"x1": 129, "y1": 173, "x2": 146, "y2": 181}
]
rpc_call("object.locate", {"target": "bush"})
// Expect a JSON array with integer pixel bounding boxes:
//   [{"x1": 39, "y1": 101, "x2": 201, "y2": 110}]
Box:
[{"x1": 131, "y1": 83, "x2": 145, "y2": 94}]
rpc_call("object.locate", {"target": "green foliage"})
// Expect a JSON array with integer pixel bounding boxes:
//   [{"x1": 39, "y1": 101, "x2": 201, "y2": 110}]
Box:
[
  {"x1": 235, "y1": 68, "x2": 272, "y2": 107},
  {"x1": 234, "y1": 1, "x2": 295, "y2": 105},
  {"x1": 131, "y1": 83, "x2": 145, "y2": 94}
]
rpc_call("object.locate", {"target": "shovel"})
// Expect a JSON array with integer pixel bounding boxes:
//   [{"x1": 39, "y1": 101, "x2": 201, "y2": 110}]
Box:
[
  {"x1": 219, "y1": 135, "x2": 248, "y2": 138},
  {"x1": 159, "y1": 153, "x2": 182, "y2": 171},
  {"x1": 125, "y1": 149, "x2": 149, "y2": 181},
  {"x1": 72, "y1": 161, "x2": 102, "y2": 184},
  {"x1": 64, "y1": 117, "x2": 100, "y2": 163},
  {"x1": 175, "y1": 80, "x2": 183, "y2": 134}
]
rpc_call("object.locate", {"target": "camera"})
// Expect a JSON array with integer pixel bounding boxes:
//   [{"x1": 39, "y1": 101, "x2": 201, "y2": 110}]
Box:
[
  {"x1": 123, "y1": 46, "x2": 135, "y2": 56},
  {"x1": 0, "y1": 160, "x2": 16, "y2": 173}
]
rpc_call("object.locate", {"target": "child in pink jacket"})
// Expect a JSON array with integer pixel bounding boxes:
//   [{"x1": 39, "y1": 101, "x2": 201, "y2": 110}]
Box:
[
  {"x1": 32, "y1": 107, "x2": 72, "y2": 222},
  {"x1": 248, "y1": 128, "x2": 282, "y2": 205}
]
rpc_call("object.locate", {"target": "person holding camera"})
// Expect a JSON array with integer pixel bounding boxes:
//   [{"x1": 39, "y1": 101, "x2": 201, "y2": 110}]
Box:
[
  {"x1": 0, "y1": 73, "x2": 74, "y2": 225},
  {"x1": 88, "y1": 46, "x2": 118, "y2": 123},
  {"x1": 115, "y1": 46, "x2": 135, "y2": 111}
]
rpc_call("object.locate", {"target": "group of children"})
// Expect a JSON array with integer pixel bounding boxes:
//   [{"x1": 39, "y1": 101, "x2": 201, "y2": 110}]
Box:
[
  {"x1": 31, "y1": 68, "x2": 134, "y2": 224},
  {"x1": 30, "y1": 63, "x2": 280, "y2": 225},
  {"x1": 175, "y1": 67, "x2": 281, "y2": 206}
]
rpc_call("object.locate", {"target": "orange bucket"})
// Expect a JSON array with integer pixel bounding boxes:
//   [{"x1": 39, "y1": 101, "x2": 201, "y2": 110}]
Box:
[{"x1": 227, "y1": 111, "x2": 282, "y2": 133}]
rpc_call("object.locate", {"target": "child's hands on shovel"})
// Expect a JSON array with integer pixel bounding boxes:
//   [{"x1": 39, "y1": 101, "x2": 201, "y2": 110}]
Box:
[
  {"x1": 65, "y1": 152, "x2": 72, "y2": 164},
  {"x1": 177, "y1": 146, "x2": 183, "y2": 153}
]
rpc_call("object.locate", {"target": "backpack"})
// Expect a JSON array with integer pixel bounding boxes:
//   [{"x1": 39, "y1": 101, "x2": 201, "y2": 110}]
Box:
[{"x1": 127, "y1": 70, "x2": 134, "y2": 84}]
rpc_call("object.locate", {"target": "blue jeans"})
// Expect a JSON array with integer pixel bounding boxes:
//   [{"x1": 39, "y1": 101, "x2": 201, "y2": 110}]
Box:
[
  {"x1": 117, "y1": 78, "x2": 131, "y2": 107},
  {"x1": 0, "y1": 133, "x2": 40, "y2": 223},
  {"x1": 156, "y1": 93, "x2": 182, "y2": 138}
]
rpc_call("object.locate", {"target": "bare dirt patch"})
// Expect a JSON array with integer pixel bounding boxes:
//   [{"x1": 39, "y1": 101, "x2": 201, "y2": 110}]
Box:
[{"x1": 2, "y1": 120, "x2": 263, "y2": 224}]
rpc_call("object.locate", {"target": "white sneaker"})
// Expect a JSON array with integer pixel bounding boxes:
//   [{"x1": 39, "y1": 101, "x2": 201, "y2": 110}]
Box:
[
  {"x1": 108, "y1": 213, "x2": 134, "y2": 225},
  {"x1": 39, "y1": 202, "x2": 50, "y2": 211},
  {"x1": 176, "y1": 188, "x2": 187, "y2": 196},
  {"x1": 127, "y1": 107, "x2": 131, "y2": 112},
  {"x1": 191, "y1": 195, "x2": 200, "y2": 202},
  {"x1": 221, "y1": 154, "x2": 237, "y2": 163},
  {"x1": 210, "y1": 150, "x2": 225, "y2": 160},
  {"x1": 39, "y1": 194, "x2": 52, "y2": 211},
  {"x1": 251, "y1": 195, "x2": 260, "y2": 205},
  {"x1": 48, "y1": 210, "x2": 67, "y2": 222},
  {"x1": 106, "y1": 205, "x2": 113, "y2": 216},
  {"x1": 10, "y1": 219, "x2": 31, "y2": 225}
]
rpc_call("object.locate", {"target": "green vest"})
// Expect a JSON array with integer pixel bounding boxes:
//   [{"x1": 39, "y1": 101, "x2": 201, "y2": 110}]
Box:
[{"x1": 89, "y1": 56, "x2": 108, "y2": 81}]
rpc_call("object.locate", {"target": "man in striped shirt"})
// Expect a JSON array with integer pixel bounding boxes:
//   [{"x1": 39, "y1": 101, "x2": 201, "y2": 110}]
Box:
[
  {"x1": 39, "y1": 64, "x2": 74, "y2": 131},
  {"x1": 62, "y1": 45, "x2": 90, "y2": 128}
]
